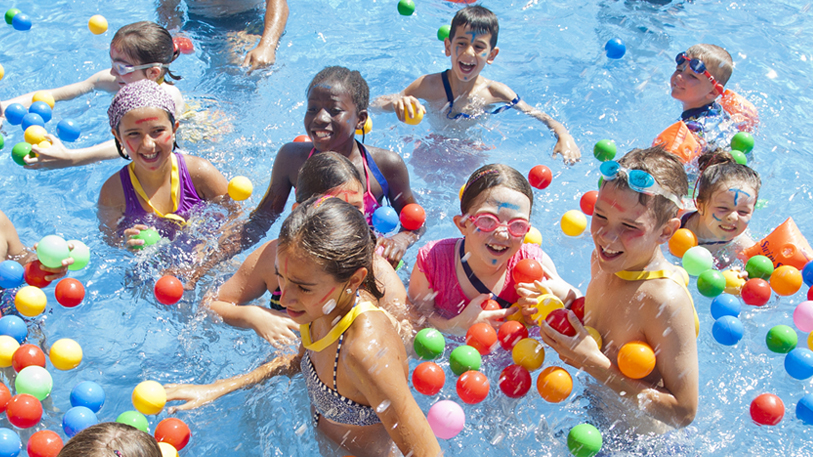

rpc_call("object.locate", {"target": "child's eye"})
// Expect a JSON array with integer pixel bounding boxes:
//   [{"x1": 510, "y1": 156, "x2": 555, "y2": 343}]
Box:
[
  {"x1": 298, "y1": 285, "x2": 311, "y2": 293},
  {"x1": 593, "y1": 212, "x2": 607, "y2": 220},
  {"x1": 622, "y1": 223, "x2": 639, "y2": 230},
  {"x1": 738, "y1": 210, "x2": 751, "y2": 216}
]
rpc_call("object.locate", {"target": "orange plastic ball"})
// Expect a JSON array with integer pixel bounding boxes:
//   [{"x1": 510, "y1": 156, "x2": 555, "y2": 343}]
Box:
[
  {"x1": 480, "y1": 299, "x2": 500, "y2": 311},
  {"x1": 456, "y1": 370, "x2": 489, "y2": 404},
  {"x1": 399, "y1": 204, "x2": 426, "y2": 231},
  {"x1": 513, "y1": 258, "x2": 545, "y2": 284},
  {"x1": 497, "y1": 321, "x2": 528, "y2": 351},
  {"x1": 155, "y1": 417, "x2": 191, "y2": 451},
  {"x1": 617, "y1": 341, "x2": 656, "y2": 379},
  {"x1": 770, "y1": 265, "x2": 803, "y2": 296},
  {"x1": 154, "y1": 276, "x2": 184, "y2": 305},
  {"x1": 536, "y1": 366, "x2": 573, "y2": 403},
  {"x1": 412, "y1": 361, "x2": 445, "y2": 396},
  {"x1": 465, "y1": 323, "x2": 498, "y2": 355},
  {"x1": 668, "y1": 228, "x2": 698, "y2": 258},
  {"x1": 293, "y1": 134, "x2": 311, "y2": 142}
]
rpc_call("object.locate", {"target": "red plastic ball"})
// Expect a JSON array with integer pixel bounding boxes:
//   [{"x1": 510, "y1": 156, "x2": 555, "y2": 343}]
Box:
[
  {"x1": 579, "y1": 190, "x2": 599, "y2": 216},
  {"x1": 513, "y1": 259, "x2": 545, "y2": 284},
  {"x1": 481, "y1": 299, "x2": 500, "y2": 311},
  {"x1": 456, "y1": 370, "x2": 489, "y2": 404},
  {"x1": 569, "y1": 297, "x2": 586, "y2": 323},
  {"x1": 155, "y1": 417, "x2": 192, "y2": 451},
  {"x1": 399, "y1": 204, "x2": 426, "y2": 231},
  {"x1": 750, "y1": 393, "x2": 784, "y2": 426},
  {"x1": 24, "y1": 261, "x2": 52, "y2": 288},
  {"x1": 27, "y1": 430, "x2": 63, "y2": 457},
  {"x1": 498, "y1": 321, "x2": 528, "y2": 351},
  {"x1": 6, "y1": 393, "x2": 43, "y2": 428},
  {"x1": 55, "y1": 278, "x2": 85, "y2": 308},
  {"x1": 293, "y1": 134, "x2": 311, "y2": 143},
  {"x1": 808, "y1": 285, "x2": 813, "y2": 301},
  {"x1": 498, "y1": 364, "x2": 532, "y2": 398},
  {"x1": 154, "y1": 276, "x2": 184, "y2": 305},
  {"x1": 173, "y1": 37, "x2": 194, "y2": 54},
  {"x1": 0, "y1": 383, "x2": 10, "y2": 413},
  {"x1": 742, "y1": 278, "x2": 772, "y2": 306},
  {"x1": 412, "y1": 361, "x2": 445, "y2": 396},
  {"x1": 545, "y1": 308, "x2": 577, "y2": 337},
  {"x1": 528, "y1": 165, "x2": 552, "y2": 190},
  {"x1": 465, "y1": 323, "x2": 498, "y2": 355},
  {"x1": 12, "y1": 344, "x2": 46, "y2": 373}
]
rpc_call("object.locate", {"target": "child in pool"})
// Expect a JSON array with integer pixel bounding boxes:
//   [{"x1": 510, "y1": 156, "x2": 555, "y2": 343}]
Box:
[
  {"x1": 165, "y1": 198, "x2": 442, "y2": 457},
  {"x1": 539, "y1": 146, "x2": 699, "y2": 430},
  {"x1": 57, "y1": 422, "x2": 161, "y2": 457},
  {"x1": 1, "y1": 21, "x2": 184, "y2": 169},
  {"x1": 373, "y1": 5, "x2": 580, "y2": 164},
  {"x1": 680, "y1": 150, "x2": 760, "y2": 266},
  {"x1": 208, "y1": 152, "x2": 410, "y2": 346},
  {"x1": 408, "y1": 164, "x2": 580, "y2": 336},
  {"x1": 97, "y1": 79, "x2": 228, "y2": 247},
  {"x1": 0, "y1": 209, "x2": 71, "y2": 282}
]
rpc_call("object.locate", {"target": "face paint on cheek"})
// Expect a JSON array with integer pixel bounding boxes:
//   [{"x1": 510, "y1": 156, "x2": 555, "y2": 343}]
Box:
[
  {"x1": 491, "y1": 259, "x2": 497, "y2": 265},
  {"x1": 712, "y1": 214, "x2": 722, "y2": 222},
  {"x1": 125, "y1": 139, "x2": 136, "y2": 152},
  {"x1": 317, "y1": 287, "x2": 336, "y2": 305},
  {"x1": 135, "y1": 117, "x2": 158, "y2": 125}
]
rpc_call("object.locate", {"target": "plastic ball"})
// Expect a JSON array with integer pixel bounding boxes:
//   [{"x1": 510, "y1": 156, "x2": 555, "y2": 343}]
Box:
[
  {"x1": 770, "y1": 265, "x2": 803, "y2": 296},
  {"x1": 593, "y1": 139, "x2": 616, "y2": 162},
  {"x1": 681, "y1": 246, "x2": 713, "y2": 276},
  {"x1": 412, "y1": 361, "x2": 445, "y2": 396},
  {"x1": 0, "y1": 337, "x2": 19, "y2": 368},
  {"x1": 710, "y1": 294, "x2": 741, "y2": 319},
  {"x1": 23, "y1": 126, "x2": 47, "y2": 146},
  {"x1": 11, "y1": 13, "x2": 31, "y2": 31},
  {"x1": 0, "y1": 428, "x2": 20, "y2": 457},
  {"x1": 397, "y1": 0, "x2": 415, "y2": 15},
  {"x1": 697, "y1": 269, "x2": 726, "y2": 297},
  {"x1": 36, "y1": 235, "x2": 70, "y2": 269},
  {"x1": 4, "y1": 8, "x2": 20, "y2": 24},
  {"x1": 426, "y1": 400, "x2": 465, "y2": 439},
  {"x1": 794, "y1": 301, "x2": 813, "y2": 332},
  {"x1": 11, "y1": 344, "x2": 45, "y2": 372},
  {"x1": 4, "y1": 104, "x2": 26, "y2": 126},
  {"x1": 62, "y1": 406, "x2": 98, "y2": 438},
  {"x1": 133, "y1": 381, "x2": 166, "y2": 415},
  {"x1": 528, "y1": 165, "x2": 552, "y2": 189},
  {"x1": 131, "y1": 228, "x2": 161, "y2": 249},
  {"x1": 766, "y1": 325, "x2": 798, "y2": 354},
  {"x1": 751, "y1": 393, "x2": 784, "y2": 426},
  {"x1": 729, "y1": 149, "x2": 747, "y2": 165},
  {"x1": 15, "y1": 366, "x2": 52, "y2": 401},
  {"x1": 228, "y1": 176, "x2": 253, "y2": 201},
  {"x1": 154, "y1": 276, "x2": 184, "y2": 305},
  {"x1": 449, "y1": 345, "x2": 482, "y2": 376},
  {"x1": 15, "y1": 286, "x2": 46, "y2": 317},
  {"x1": 537, "y1": 366, "x2": 573, "y2": 403},
  {"x1": 570, "y1": 296, "x2": 586, "y2": 322},
  {"x1": 87, "y1": 15, "x2": 107, "y2": 35},
  {"x1": 512, "y1": 338, "x2": 545, "y2": 371},
  {"x1": 498, "y1": 364, "x2": 532, "y2": 398},
  {"x1": 0, "y1": 64, "x2": 4, "y2": 82},
  {"x1": 399, "y1": 203, "x2": 426, "y2": 230},
  {"x1": 668, "y1": 228, "x2": 698, "y2": 258},
  {"x1": 797, "y1": 393, "x2": 813, "y2": 425},
  {"x1": 158, "y1": 442, "x2": 177, "y2": 457},
  {"x1": 70, "y1": 381, "x2": 105, "y2": 413},
  {"x1": 21, "y1": 113, "x2": 44, "y2": 131},
  {"x1": 116, "y1": 410, "x2": 149, "y2": 433},
  {"x1": 413, "y1": 328, "x2": 445, "y2": 360},
  {"x1": 746, "y1": 255, "x2": 774, "y2": 280},
  {"x1": 28, "y1": 102, "x2": 51, "y2": 124},
  {"x1": 23, "y1": 261, "x2": 51, "y2": 288},
  {"x1": 579, "y1": 191, "x2": 599, "y2": 216},
  {"x1": 742, "y1": 278, "x2": 772, "y2": 306},
  {"x1": 585, "y1": 326, "x2": 603, "y2": 349},
  {"x1": 56, "y1": 119, "x2": 81, "y2": 142},
  {"x1": 712, "y1": 315, "x2": 744, "y2": 346},
  {"x1": 722, "y1": 269, "x2": 745, "y2": 295},
  {"x1": 355, "y1": 116, "x2": 372, "y2": 135},
  {"x1": 372, "y1": 206, "x2": 399, "y2": 234},
  {"x1": 456, "y1": 371, "x2": 489, "y2": 404},
  {"x1": 437, "y1": 24, "x2": 451, "y2": 41},
  {"x1": 0, "y1": 261, "x2": 23, "y2": 289},
  {"x1": 731, "y1": 132, "x2": 755, "y2": 154},
  {"x1": 155, "y1": 418, "x2": 191, "y2": 451},
  {"x1": 604, "y1": 38, "x2": 626, "y2": 59},
  {"x1": 785, "y1": 348, "x2": 813, "y2": 380},
  {"x1": 0, "y1": 385, "x2": 9, "y2": 414},
  {"x1": 561, "y1": 210, "x2": 588, "y2": 237},
  {"x1": 403, "y1": 102, "x2": 424, "y2": 125},
  {"x1": 568, "y1": 423, "x2": 603, "y2": 457},
  {"x1": 480, "y1": 299, "x2": 500, "y2": 311},
  {"x1": 11, "y1": 142, "x2": 33, "y2": 167},
  {"x1": 26, "y1": 430, "x2": 63, "y2": 457},
  {"x1": 67, "y1": 240, "x2": 90, "y2": 271},
  {"x1": 6, "y1": 394, "x2": 41, "y2": 428},
  {"x1": 465, "y1": 323, "x2": 497, "y2": 355},
  {"x1": 0, "y1": 317, "x2": 26, "y2": 345},
  {"x1": 292, "y1": 134, "x2": 311, "y2": 142},
  {"x1": 524, "y1": 226, "x2": 542, "y2": 245},
  {"x1": 545, "y1": 308, "x2": 577, "y2": 336},
  {"x1": 49, "y1": 338, "x2": 82, "y2": 371},
  {"x1": 31, "y1": 92, "x2": 54, "y2": 109},
  {"x1": 173, "y1": 36, "x2": 194, "y2": 54},
  {"x1": 617, "y1": 341, "x2": 656, "y2": 379},
  {"x1": 513, "y1": 259, "x2": 545, "y2": 284},
  {"x1": 497, "y1": 321, "x2": 528, "y2": 351},
  {"x1": 54, "y1": 278, "x2": 85, "y2": 308}
]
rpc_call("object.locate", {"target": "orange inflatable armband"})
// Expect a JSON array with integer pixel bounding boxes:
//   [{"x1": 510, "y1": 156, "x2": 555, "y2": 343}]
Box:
[
  {"x1": 652, "y1": 121, "x2": 702, "y2": 164},
  {"x1": 742, "y1": 218, "x2": 813, "y2": 270},
  {"x1": 719, "y1": 89, "x2": 759, "y2": 132}
]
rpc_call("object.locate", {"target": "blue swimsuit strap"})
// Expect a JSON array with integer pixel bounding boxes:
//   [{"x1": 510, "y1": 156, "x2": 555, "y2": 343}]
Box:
[
  {"x1": 458, "y1": 239, "x2": 512, "y2": 308},
  {"x1": 357, "y1": 141, "x2": 390, "y2": 202},
  {"x1": 441, "y1": 70, "x2": 521, "y2": 120}
]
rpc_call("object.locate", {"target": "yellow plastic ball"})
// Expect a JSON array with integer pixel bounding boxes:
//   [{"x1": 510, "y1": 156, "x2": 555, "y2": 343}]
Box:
[
  {"x1": 0, "y1": 336, "x2": 20, "y2": 368},
  {"x1": 617, "y1": 341, "x2": 656, "y2": 379},
  {"x1": 133, "y1": 380, "x2": 167, "y2": 415},
  {"x1": 0, "y1": 64, "x2": 5, "y2": 81},
  {"x1": 512, "y1": 338, "x2": 545, "y2": 371},
  {"x1": 24, "y1": 125, "x2": 47, "y2": 145},
  {"x1": 403, "y1": 103, "x2": 424, "y2": 126},
  {"x1": 585, "y1": 326, "x2": 602, "y2": 350},
  {"x1": 228, "y1": 176, "x2": 253, "y2": 201},
  {"x1": 524, "y1": 226, "x2": 542, "y2": 246},
  {"x1": 722, "y1": 269, "x2": 745, "y2": 295},
  {"x1": 561, "y1": 210, "x2": 588, "y2": 237},
  {"x1": 32, "y1": 91, "x2": 55, "y2": 109},
  {"x1": 808, "y1": 332, "x2": 813, "y2": 351},
  {"x1": 355, "y1": 117, "x2": 372, "y2": 135},
  {"x1": 505, "y1": 304, "x2": 525, "y2": 323},
  {"x1": 15, "y1": 286, "x2": 47, "y2": 317},
  {"x1": 157, "y1": 442, "x2": 178, "y2": 457},
  {"x1": 530, "y1": 294, "x2": 564, "y2": 324},
  {"x1": 37, "y1": 141, "x2": 51, "y2": 149},
  {"x1": 50, "y1": 338, "x2": 83, "y2": 370},
  {"x1": 88, "y1": 15, "x2": 108, "y2": 35}
]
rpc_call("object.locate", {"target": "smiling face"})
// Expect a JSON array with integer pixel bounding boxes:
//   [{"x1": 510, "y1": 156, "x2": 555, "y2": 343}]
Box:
[
  {"x1": 696, "y1": 184, "x2": 757, "y2": 242},
  {"x1": 304, "y1": 82, "x2": 365, "y2": 154},
  {"x1": 670, "y1": 56, "x2": 718, "y2": 110},
  {"x1": 444, "y1": 25, "x2": 499, "y2": 83},
  {"x1": 112, "y1": 107, "x2": 176, "y2": 171}
]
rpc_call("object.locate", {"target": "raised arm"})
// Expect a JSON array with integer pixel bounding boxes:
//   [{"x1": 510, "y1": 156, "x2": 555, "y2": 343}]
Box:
[
  {"x1": 2, "y1": 69, "x2": 118, "y2": 115},
  {"x1": 373, "y1": 148, "x2": 424, "y2": 263},
  {"x1": 24, "y1": 137, "x2": 122, "y2": 170},
  {"x1": 371, "y1": 74, "x2": 444, "y2": 122},
  {"x1": 242, "y1": 0, "x2": 289, "y2": 72}
]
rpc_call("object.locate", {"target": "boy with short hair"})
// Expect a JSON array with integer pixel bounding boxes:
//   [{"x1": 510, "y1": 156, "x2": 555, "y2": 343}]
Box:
[
  {"x1": 373, "y1": 5, "x2": 580, "y2": 163},
  {"x1": 539, "y1": 146, "x2": 699, "y2": 431}
]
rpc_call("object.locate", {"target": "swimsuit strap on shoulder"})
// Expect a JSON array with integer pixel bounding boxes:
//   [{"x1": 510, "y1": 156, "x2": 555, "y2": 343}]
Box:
[
  {"x1": 127, "y1": 153, "x2": 185, "y2": 224},
  {"x1": 300, "y1": 301, "x2": 383, "y2": 352}
]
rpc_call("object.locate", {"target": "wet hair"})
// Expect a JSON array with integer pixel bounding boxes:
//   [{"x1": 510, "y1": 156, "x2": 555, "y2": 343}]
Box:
[
  {"x1": 607, "y1": 146, "x2": 688, "y2": 226},
  {"x1": 57, "y1": 422, "x2": 161, "y2": 457},
  {"x1": 111, "y1": 21, "x2": 181, "y2": 83},
  {"x1": 307, "y1": 66, "x2": 369, "y2": 115},
  {"x1": 450, "y1": 6, "x2": 499, "y2": 49},
  {"x1": 686, "y1": 44, "x2": 733, "y2": 86},
  {"x1": 695, "y1": 149, "x2": 761, "y2": 207},
  {"x1": 295, "y1": 152, "x2": 363, "y2": 204},
  {"x1": 278, "y1": 197, "x2": 382, "y2": 299},
  {"x1": 460, "y1": 164, "x2": 533, "y2": 215}
]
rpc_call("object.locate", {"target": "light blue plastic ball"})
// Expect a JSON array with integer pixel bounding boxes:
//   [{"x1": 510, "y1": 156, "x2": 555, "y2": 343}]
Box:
[
  {"x1": 605, "y1": 38, "x2": 626, "y2": 59},
  {"x1": 0, "y1": 316, "x2": 27, "y2": 344},
  {"x1": 712, "y1": 315, "x2": 744, "y2": 346},
  {"x1": 796, "y1": 393, "x2": 813, "y2": 425},
  {"x1": 11, "y1": 13, "x2": 31, "y2": 31},
  {"x1": 710, "y1": 293, "x2": 741, "y2": 320},
  {"x1": 63, "y1": 406, "x2": 99, "y2": 438},
  {"x1": 0, "y1": 261, "x2": 24, "y2": 289},
  {"x1": 4, "y1": 104, "x2": 26, "y2": 126},
  {"x1": 785, "y1": 348, "x2": 813, "y2": 380},
  {"x1": 372, "y1": 206, "x2": 399, "y2": 234},
  {"x1": 20, "y1": 113, "x2": 44, "y2": 131},
  {"x1": 70, "y1": 381, "x2": 106, "y2": 413},
  {"x1": 28, "y1": 102, "x2": 51, "y2": 123},
  {"x1": 57, "y1": 119, "x2": 81, "y2": 142},
  {"x1": 0, "y1": 428, "x2": 20, "y2": 457}
]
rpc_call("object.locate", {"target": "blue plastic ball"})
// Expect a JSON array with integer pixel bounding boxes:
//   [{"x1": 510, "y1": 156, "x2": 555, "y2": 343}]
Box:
[
  {"x1": 11, "y1": 13, "x2": 31, "y2": 31},
  {"x1": 70, "y1": 381, "x2": 105, "y2": 413},
  {"x1": 63, "y1": 406, "x2": 99, "y2": 438},
  {"x1": 710, "y1": 293, "x2": 741, "y2": 320},
  {"x1": 797, "y1": 393, "x2": 813, "y2": 425},
  {"x1": 712, "y1": 315, "x2": 744, "y2": 346},
  {"x1": 0, "y1": 261, "x2": 23, "y2": 289},
  {"x1": 4, "y1": 104, "x2": 26, "y2": 126},
  {"x1": 372, "y1": 206, "x2": 399, "y2": 234},
  {"x1": 785, "y1": 348, "x2": 813, "y2": 380},
  {"x1": 605, "y1": 38, "x2": 626, "y2": 59},
  {"x1": 28, "y1": 102, "x2": 51, "y2": 123},
  {"x1": 57, "y1": 119, "x2": 81, "y2": 142},
  {"x1": 803, "y1": 261, "x2": 813, "y2": 288},
  {"x1": 0, "y1": 428, "x2": 20, "y2": 457},
  {"x1": 0, "y1": 316, "x2": 26, "y2": 344},
  {"x1": 20, "y1": 113, "x2": 44, "y2": 131}
]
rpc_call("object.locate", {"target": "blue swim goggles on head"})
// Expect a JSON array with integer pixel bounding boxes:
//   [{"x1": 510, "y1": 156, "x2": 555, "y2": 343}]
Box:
[{"x1": 599, "y1": 160, "x2": 683, "y2": 210}]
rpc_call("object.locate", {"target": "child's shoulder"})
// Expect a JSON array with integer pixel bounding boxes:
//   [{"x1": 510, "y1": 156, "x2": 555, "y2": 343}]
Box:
[
  {"x1": 274, "y1": 142, "x2": 313, "y2": 167},
  {"x1": 481, "y1": 78, "x2": 519, "y2": 104},
  {"x1": 366, "y1": 145, "x2": 408, "y2": 172}
]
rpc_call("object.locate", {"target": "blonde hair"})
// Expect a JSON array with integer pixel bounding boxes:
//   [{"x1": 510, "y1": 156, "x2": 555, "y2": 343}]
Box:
[{"x1": 686, "y1": 44, "x2": 733, "y2": 86}]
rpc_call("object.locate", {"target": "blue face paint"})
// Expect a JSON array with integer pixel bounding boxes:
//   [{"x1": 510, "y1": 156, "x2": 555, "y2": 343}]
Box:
[
  {"x1": 491, "y1": 259, "x2": 497, "y2": 265},
  {"x1": 497, "y1": 201, "x2": 521, "y2": 211},
  {"x1": 466, "y1": 31, "x2": 477, "y2": 42},
  {"x1": 712, "y1": 214, "x2": 722, "y2": 221},
  {"x1": 729, "y1": 188, "x2": 751, "y2": 206}
]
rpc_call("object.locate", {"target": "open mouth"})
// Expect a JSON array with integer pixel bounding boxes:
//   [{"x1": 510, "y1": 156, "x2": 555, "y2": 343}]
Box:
[
  {"x1": 598, "y1": 245, "x2": 622, "y2": 261},
  {"x1": 311, "y1": 130, "x2": 332, "y2": 141},
  {"x1": 140, "y1": 151, "x2": 159, "y2": 162},
  {"x1": 486, "y1": 243, "x2": 509, "y2": 256},
  {"x1": 719, "y1": 224, "x2": 737, "y2": 233},
  {"x1": 458, "y1": 62, "x2": 476, "y2": 74}
]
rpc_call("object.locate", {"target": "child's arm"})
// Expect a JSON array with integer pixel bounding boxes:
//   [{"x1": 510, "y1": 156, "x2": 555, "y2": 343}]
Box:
[
  {"x1": 242, "y1": 0, "x2": 289, "y2": 72},
  {"x1": 1, "y1": 69, "x2": 118, "y2": 114},
  {"x1": 24, "y1": 137, "x2": 121, "y2": 170},
  {"x1": 371, "y1": 74, "x2": 444, "y2": 122},
  {"x1": 0, "y1": 210, "x2": 30, "y2": 262},
  {"x1": 516, "y1": 253, "x2": 581, "y2": 324},
  {"x1": 184, "y1": 155, "x2": 229, "y2": 201}
]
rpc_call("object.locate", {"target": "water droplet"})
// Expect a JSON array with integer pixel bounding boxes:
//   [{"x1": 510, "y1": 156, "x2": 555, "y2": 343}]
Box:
[
  {"x1": 461, "y1": 252, "x2": 472, "y2": 262},
  {"x1": 376, "y1": 400, "x2": 391, "y2": 413},
  {"x1": 295, "y1": 424, "x2": 307, "y2": 436},
  {"x1": 322, "y1": 299, "x2": 336, "y2": 314},
  {"x1": 491, "y1": 432, "x2": 505, "y2": 445}
]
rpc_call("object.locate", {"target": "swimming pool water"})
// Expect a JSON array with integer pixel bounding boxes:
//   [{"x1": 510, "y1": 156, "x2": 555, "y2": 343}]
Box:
[{"x1": 2, "y1": 0, "x2": 813, "y2": 455}]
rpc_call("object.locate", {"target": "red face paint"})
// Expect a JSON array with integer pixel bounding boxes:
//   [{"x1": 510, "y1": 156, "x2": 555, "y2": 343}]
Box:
[
  {"x1": 135, "y1": 117, "x2": 159, "y2": 124},
  {"x1": 599, "y1": 195, "x2": 627, "y2": 213},
  {"x1": 317, "y1": 287, "x2": 336, "y2": 305},
  {"x1": 125, "y1": 139, "x2": 137, "y2": 152}
]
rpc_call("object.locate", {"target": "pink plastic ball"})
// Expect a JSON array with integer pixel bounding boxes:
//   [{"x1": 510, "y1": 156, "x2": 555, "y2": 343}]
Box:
[
  {"x1": 794, "y1": 301, "x2": 813, "y2": 332},
  {"x1": 426, "y1": 400, "x2": 465, "y2": 439}
]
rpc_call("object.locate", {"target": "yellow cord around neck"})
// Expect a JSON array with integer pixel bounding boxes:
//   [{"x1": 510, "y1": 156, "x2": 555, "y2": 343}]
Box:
[
  {"x1": 301, "y1": 300, "x2": 382, "y2": 352},
  {"x1": 128, "y1": 153, "x2": 185, "y2": 224}
]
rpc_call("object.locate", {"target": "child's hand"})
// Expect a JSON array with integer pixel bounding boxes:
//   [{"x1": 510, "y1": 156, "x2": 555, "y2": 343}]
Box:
[
  {"x1": 30, "y1": 242, "x2": 75, "y2": 281},
  {"x1": 539, "y1": 310, "x2": 607, "y2": 371},
  {"x1": 23, "y1": 135, "x2": 76, "y2": 170},
  {"x1": 448, "y1": 294, "x2": 517, "y2": 335},
  {"x1": 124, "y1": 224, "x2": 152, "y2": 249},
  {"x1": 393, "y1": 96, "x2": 425, "y2": 123},
  {"x1": 242, "y1": 43, "x2": 276, "y2": 73},
  {"x1": 376, "y1": 234, "x2": 410, "y2": 264},
  {"x1": 553, "y1": 133, "x2": 581, "y2": 165},
  {"x1": 247, "y1": 307, "x2": 299, "y2": 348},
  {"x1": 164, "y1": 382, "x2": 226, "y2": 413}
]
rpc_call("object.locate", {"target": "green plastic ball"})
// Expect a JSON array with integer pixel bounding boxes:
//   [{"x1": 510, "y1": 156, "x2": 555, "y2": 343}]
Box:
[
  {"x1": 567, "y1": 423, "x2": 603, "y2": 457},
  {"x1": 731, "y1": 132, "x2": 755, "y2": 154},
  {"x1": 11, "y1": 142, "x2": 32, "y2": 166},
  {"x1": 36, "y1": 235, "x2": 71, "y2": 269},
  {"x1": 449, "y1": 345, "x2": 481, "y2": 376},
  {"x1": 681, "y1": 246, "x2": 713, "y2": 276},
  {"x1": 593, "y1": 139, "x2": 617, "y2": 162},
  {"x1": 746, "y1": 255, "x2": 774, "y2": 280},
  {"x1": 397, "y1": 0, "x2": 415, "y2": 16},
  {"x1": 697, "y1": 269, "x2": 726, "y2": 297},
  {"x1": 766, "y1": 325, "x2": 798, "y2": 354},
  {"x1": 67, "y1": 240, "x2": 90, "y2": 271},
  {"x1": 0, "y1": 134, "x2": 4, "y2": 150},
  {"x1": 414, "y1": 328, "x2": 445, "y2": 360},
  {"x1": 729, "y1": 149, "x2": 747, "y2": 165},
  {"x1": 4, "y1": 8, "x2": 20, "y2": 25},
  {"x1": 15, "y1": 366, "x2": 53, "y2": 401},
  {"x1": 131, "y1": 228, "x2": 162, "y2": 250},
  {"x1": 437, "y1": 24, "x2": 451, "y2": 41},
  {"x1": 116, "y1": 410, "x2": 150, "y2": 433}
]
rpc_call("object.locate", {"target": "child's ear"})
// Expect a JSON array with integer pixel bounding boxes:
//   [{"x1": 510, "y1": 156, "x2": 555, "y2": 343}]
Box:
[
  {"x1": 444, "y1": 37, "x2": 452, "y2": 57},
  {"x1": 349, "y1": 267, "x2": 368, "y2": 291},
  {"x1": 657, "y1": 217, "x2": 681, "y2": 244},
  {"x1": 145, "y1": 66, "x2": 162, "y2": 82},
  {"x1": 487, "y1": 47, "x2": 500, "y2": 64},
  {"x1": 355, "y1": 109, "x2": 368, "y2": 131},
  {"x1": 453, "y1": 214, "x2": 468, "y2": 236},
  {"x1": 110, "y1": 128, "x2": 121, "y2": 144}
]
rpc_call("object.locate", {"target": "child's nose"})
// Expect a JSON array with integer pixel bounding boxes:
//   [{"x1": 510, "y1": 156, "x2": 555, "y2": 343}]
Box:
[{"x1": 314, "y1": 108, "x2": 331, "y2": 123}]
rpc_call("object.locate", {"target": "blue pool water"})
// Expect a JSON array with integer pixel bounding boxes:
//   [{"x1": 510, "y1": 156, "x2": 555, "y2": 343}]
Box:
[{"x1": 2, "y1": 0, "x2": 813, "y2": 455}]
